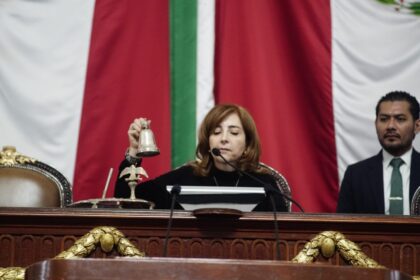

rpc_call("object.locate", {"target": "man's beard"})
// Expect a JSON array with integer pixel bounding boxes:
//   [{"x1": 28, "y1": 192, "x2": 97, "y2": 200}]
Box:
[
  {"x1": 379, "y1": 133, "x2": 415, "y2": 156},
  {"x1": 381, "y1": 143, "x2": 406, "y2": 156}
]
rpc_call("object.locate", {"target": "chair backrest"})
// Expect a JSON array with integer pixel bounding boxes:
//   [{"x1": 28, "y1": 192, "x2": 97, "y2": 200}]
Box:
[
  {"x1": 0, "y1": 146, "x2": 72, "y2": 207},
  {"x1": 411, "y1": 187, "x2": 420, "y2": 215},
  {"x1": 259, "y1": 162, "x2": 292, "y2": 212}
]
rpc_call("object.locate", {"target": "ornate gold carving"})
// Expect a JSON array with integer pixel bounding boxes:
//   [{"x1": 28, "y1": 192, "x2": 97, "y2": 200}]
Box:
[
  {"x1": 0, "y1": 146, "x2": 36, "y2": 166},
  {"x1": 0, "y1": 226, "x2": 145, "y2": 280},
  {"x1": 99, "y1": 233, "x2": 115, "y2": 253},
  {"x1": 292, "y1": 231, "x2": 384, "y2": 268},
  {"x1": 320, "y1": 237, "x2": 335, "y2": 258},
  {"x1": 55, "y1": 226, "x2": 145, "y2": 259},
  {"x1": 0, "y1": 267, "x2": 25, "y2": 280}
]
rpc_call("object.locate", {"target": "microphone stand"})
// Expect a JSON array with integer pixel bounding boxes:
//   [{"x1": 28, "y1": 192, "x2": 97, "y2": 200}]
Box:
[
  {"x1": 163, "y1": 184, "x2": 181, "y2": 257},
  {"x1": 267, "y1": 188, "x2": 281, "y2": 260},
  {"x1": 211, "y1": 148, "x2": 304, "y2": 212},
  {"x1": 210, "y1": 148, "x2": 304, "y2": 260}
]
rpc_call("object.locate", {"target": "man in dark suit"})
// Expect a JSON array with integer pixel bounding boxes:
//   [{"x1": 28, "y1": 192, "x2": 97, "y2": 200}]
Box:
[{"x1": 337, "y1": 91, "x2": 420, "y2": 215}]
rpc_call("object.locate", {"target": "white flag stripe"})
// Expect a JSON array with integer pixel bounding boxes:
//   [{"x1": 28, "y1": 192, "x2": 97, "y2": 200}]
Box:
[
  {"x1": 332, "y1": 0, "x2": 420, "y2": 183},
  {"x1": 0, "y1": 0, "x2": 95, "y2": 183},
  {"x1": 196, "y1": 0, "x2": 215, "y2": 135}
]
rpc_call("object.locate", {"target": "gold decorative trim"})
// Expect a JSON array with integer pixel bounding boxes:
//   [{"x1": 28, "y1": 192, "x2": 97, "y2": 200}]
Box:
[
  {"x1": 55, "y1": 226, "x2": 145, "y2": 259},
  {"x1": 0, "y1": 226, "x2": 145, "y2": 280},
  {"x1": 0, "y1": 146, "x2": 36, "y2": 166},
  {"x1": 0, "y1": 267, "x2": 25, "y2": 280},
  {"x1": 292, "y1": 231, "x2": 384, "y2": 268}
]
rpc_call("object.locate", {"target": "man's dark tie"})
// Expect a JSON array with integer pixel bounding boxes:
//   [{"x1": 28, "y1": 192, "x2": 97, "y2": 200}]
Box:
[{"x1": 389, "y1": 158, "x2": 404, "y2": 215}]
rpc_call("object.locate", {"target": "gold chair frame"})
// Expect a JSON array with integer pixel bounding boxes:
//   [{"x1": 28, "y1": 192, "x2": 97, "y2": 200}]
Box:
[{"x1": 0, "y1": 146, "x2": 72, "y2": 207}]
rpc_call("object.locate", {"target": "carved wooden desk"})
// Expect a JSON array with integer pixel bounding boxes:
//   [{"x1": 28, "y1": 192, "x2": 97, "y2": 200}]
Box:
[
  {"x1": 0, "y1": 207, "x2": 419, "y2": 276},
  {"x1": 25, "y1": 258, "x2": 412, "y2": 280}
]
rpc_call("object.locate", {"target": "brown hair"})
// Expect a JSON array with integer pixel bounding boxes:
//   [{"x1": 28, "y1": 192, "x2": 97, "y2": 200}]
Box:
[{"x1": 190, "y1": 104, "x2": 264, "y2": 176}]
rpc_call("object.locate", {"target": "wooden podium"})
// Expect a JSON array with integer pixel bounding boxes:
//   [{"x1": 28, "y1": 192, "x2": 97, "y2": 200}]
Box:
[
  {"x1": 1, "y1": 207, "x2": 420, "y2": 276},
  {"x1": 24, "y1": 258, "x2": 412, "y2": 280}
]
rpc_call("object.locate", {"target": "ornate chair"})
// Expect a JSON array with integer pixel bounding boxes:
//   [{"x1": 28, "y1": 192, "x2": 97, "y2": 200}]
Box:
[
  {"x1": 259, "y1": 162, "x2": 292, "y2": 212},
  {"x1": 411, "y1": 187, "x2": 420, "y2": 215},
  {"x1": 0, "y1": 146, "x2": 72, "y2": 207}
]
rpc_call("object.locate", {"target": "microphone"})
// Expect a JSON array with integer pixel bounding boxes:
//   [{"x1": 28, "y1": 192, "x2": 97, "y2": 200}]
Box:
[
  {"x1": 211, "y1": 148, "x2": 303, "y2": 260},
  {"x1": 163, "y1": 184, "x2": 181, "y2": 257},
  {"x1": 211, "y1": 148, "x2": 304, "y2": 212}
]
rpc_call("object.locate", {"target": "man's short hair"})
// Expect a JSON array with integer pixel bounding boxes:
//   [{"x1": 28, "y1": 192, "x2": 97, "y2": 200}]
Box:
[{"x1": 375, "y1": 90, "x2": 419, "y2": 120}]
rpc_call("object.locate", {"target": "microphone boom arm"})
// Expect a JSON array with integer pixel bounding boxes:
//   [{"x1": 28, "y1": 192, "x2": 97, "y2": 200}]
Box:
[{"x1": 211, "y1": 148, "x2": 304, "y2": 212}]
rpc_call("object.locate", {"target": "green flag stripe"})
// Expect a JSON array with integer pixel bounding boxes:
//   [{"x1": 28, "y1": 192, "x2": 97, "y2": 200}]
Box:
[{"x1": 170, "y1": 0, "x2": 198, "y2": 168}]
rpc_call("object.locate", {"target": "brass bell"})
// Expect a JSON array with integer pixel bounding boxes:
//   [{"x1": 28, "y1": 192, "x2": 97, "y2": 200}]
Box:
[{"x1": 136, "y1": 119, "x2": 160, "y2": 157}]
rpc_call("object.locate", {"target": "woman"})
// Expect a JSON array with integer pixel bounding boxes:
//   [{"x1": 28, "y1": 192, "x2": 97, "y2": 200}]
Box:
[{"x1": 114, "y1": 104, "x2": 288, "y2": 212}]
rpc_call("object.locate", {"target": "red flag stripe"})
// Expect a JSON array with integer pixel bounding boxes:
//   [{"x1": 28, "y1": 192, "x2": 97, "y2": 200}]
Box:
[
  {"x1": 73, "y1": 0, "x2": 171, "y2": 200},
  {"x1": 215, "y1": 0, "x2": 337, "y2": 212}
]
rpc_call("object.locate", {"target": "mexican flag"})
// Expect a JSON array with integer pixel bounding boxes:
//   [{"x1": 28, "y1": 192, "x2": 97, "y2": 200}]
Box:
[{"x1": 1, "y1": 0, "x2": 420, "y2": 212}]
